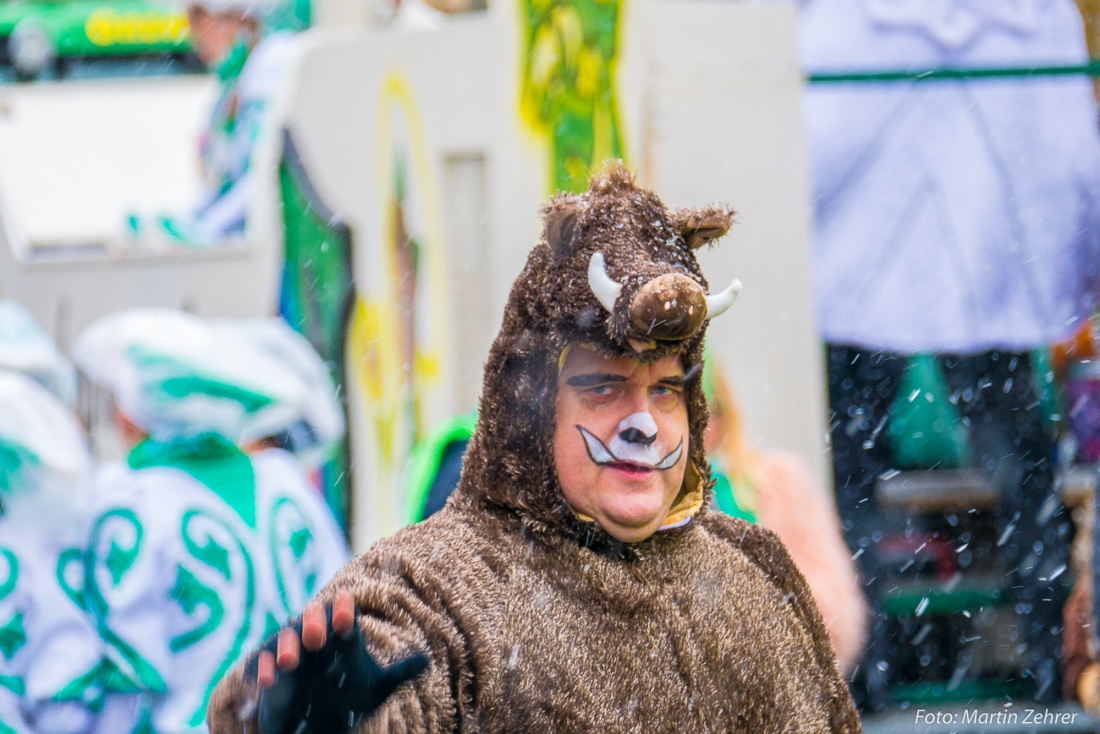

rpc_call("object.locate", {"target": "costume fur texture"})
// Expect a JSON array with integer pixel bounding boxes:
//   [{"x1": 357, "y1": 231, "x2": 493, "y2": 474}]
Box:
[{"x1": 208, "y1": 163, "x2": 861, "y2": 733}]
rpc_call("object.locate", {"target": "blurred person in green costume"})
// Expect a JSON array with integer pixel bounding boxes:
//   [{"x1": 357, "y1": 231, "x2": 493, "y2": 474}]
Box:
[
  {"x1": 404, "y1": 412, "x2": 477, "y2": 524},
  {"x1": 138, "y1": 0, "x2": 301, "y2": 246},
  {"x1": 73, "y1": 309, "x2": 346, "y2": 734}
]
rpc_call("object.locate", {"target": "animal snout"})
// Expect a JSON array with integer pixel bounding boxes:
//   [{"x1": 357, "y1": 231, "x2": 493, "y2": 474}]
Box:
[{"x1": 629, "y1": 273, "x2": 708, "y2": 341}]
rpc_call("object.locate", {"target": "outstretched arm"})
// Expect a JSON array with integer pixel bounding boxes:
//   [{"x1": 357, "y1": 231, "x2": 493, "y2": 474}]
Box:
[
  {"x1": 209, "y1": 542, "x2": 471, "y2": 734},
  {"x1": 242, "y1": 590, "x2": 428, "y2": 734}
]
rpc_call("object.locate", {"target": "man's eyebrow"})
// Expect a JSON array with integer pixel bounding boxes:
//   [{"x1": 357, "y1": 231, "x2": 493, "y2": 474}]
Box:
[
  {"x1": 565, "y1": 373, "x2": 628, "y2": 387},
  {"x1": 658, "y1": 375, "x2": 687, "y2": 387}
]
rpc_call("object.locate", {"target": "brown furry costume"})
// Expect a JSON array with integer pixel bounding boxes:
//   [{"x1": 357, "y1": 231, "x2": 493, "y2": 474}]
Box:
[{"x1": 208, "y1": 163, "x2": 861, "y2": 733}]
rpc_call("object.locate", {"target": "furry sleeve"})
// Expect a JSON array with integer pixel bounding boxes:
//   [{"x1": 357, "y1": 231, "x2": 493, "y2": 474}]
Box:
[{"x1": 208, "y1": 528, "x2": 480, "y2": 734}]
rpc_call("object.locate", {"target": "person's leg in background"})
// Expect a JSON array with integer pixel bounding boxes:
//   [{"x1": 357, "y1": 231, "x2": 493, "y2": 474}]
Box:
[
  {"x1": 940, "y1": 350, "x2": 1066, "y2": 702},
  {"x1": 826, "y1": 343, "x2": 905, "y2": 711}
]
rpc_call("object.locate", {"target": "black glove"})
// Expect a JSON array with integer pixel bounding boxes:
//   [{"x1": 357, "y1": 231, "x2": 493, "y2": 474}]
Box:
[{"x1": 247, "y1": 603, "x2": 429, "y2": 734}]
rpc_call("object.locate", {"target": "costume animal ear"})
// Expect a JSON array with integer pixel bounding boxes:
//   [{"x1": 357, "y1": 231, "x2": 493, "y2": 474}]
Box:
[
  {"x1": 672, "y1": 206, "x2": 736, "y2": 250},
  {"x1": 542, "y1": 199, "x2": 582, "y2": 257}
]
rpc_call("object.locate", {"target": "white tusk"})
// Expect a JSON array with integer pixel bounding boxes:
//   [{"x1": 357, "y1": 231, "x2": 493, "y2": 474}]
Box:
[
  {"x1": 588, "y1": 252, "x2": 623, "y2": 313},
  {"x1": 705, "y1": 279, "x2": 742, "y2": 319}
]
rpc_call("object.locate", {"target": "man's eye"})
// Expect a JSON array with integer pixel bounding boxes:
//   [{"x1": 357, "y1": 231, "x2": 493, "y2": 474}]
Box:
[
  {"x1": 652, "y1": 385, "x2": 676, "y2": 397},
  {"x1": 589, "y1": 385, "x2": 615, "y2": 396}
]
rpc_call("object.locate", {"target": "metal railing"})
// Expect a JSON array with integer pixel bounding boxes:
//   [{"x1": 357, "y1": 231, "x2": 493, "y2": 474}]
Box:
[{"x1": 807, "y1": 59, "x2": 1100, "y2": 84}]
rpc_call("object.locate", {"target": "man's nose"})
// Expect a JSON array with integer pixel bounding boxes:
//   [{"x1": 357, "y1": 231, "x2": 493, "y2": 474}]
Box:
[{"x1": 617, "y1": 412, "x2": 658, "y2": 445}]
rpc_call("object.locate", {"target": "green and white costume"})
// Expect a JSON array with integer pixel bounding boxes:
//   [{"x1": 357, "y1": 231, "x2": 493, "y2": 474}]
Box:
[
  {"x1": 74, "y1": 309, "x2": 348, "y2": 734},
  {"x1": 169, "y1": 30, "x2": 298, "y2": 245},
  {"x1": 0, "y1": 370, "x2": 101, "y2": 734},
  {"x1": 85, "y1": 439, "x2": 347, "y2": 734}
]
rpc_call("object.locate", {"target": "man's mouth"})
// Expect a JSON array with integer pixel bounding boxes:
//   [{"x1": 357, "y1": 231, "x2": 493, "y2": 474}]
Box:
[
  {"x1": 607, "y1": 461, "x2": 654, "y2": 476},
  {"x1": 576, "y1": 425, "x2": 683, "y2": 470}
]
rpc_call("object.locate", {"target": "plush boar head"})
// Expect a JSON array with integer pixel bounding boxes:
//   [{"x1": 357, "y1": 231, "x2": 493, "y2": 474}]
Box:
[
  {"x1": 541, "y1": 164, "x2": 739, "y2": 352},
  {"x1": 455, "y1": 161, "x2": 740, "y2": 553}
]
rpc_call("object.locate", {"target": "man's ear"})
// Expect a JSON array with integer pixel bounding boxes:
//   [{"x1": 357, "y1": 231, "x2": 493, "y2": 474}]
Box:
[
  {"x1": 671, "y1": 206, "x2": 736, "y2": 250},
  {"x1": 542, "y1": 198, "x2": 582, "y2": 257}
]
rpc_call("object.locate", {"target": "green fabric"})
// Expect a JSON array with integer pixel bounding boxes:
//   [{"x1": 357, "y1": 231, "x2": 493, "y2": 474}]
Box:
[
  {"x1": 127, "y1": 344, "x2": 275, "y2": 418},
  {"x1": 83, "y1": 509, "x2": 167, "y2": 696},
  {"x1": 0, "y1": 549, "x2": 16, "y2": 601},
  {"x1": 168, "y1": 563, "x2": 224, "y2": 653},
  {"x1": 0, "y1": 439, "x2": 37, "y2": 497},
  {"x1": 277, "y1": 141, "x2": 355, "y2": 531},
  {"x1": 215, "y1": 37, "x2": 251, "y2": 84},
  {"x1": 127, "y1": 435, "x2": 257, "y2": 529},
  {"x1": 0, "y1": 613, "x2": 25, "y2": 662},
  {"x1": 405, "y1": 412, "x2": 478, "y2": 524},
  {"x1": 708, "y1": 464, "x2": 757, "y2": 524},
  {"x1": 56, "y1": 547, "x2": 87, "y2": 611},
  {"x1": 265, "y1": 0, "x2": 311, "y2": 32},
  {"x1": 1030, "y1": 347, "x2": 1060, "y2": 430},
  {"x1": 0, "y1": 674, "x2": 22, "y2": 697},
  {"x1": 887, "y1": 354, "x2": 971, "y2": 470},
  {"x1": 54, "y1": 657, "x2": 138, "y2": 710}
]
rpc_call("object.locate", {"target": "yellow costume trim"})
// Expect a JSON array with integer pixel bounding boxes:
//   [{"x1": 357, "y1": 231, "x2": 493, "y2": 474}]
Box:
[
  {"x1": 660, "y1": 459, "x2": 705, "y2": 527},
  {"x1": 558, "y1": 344, "x2": 572, "y2": 374}
]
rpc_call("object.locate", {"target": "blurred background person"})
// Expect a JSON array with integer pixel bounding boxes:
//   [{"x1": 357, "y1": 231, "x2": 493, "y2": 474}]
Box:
[
  {"x1": 143, "y1": 0, "x2": 298, "y2": 246},
  {"x1": 73, "y1": 308, "x2": 347, "y2": 734},
  {"x1": 226, "y1": 317, "x2": 351, "y2": 616},
  {"x1": 0, "y1": 302, "x2": 102, "y2": 734},
  {"x1": 703, "y1": 355, "x2": 867, "y2": 678},
  {"x1": 799, "y1": 0, "x2": 1100, "y2": 707},
  {"x1": 404, "y1": 411, "x2": 476, "y2": 524}
]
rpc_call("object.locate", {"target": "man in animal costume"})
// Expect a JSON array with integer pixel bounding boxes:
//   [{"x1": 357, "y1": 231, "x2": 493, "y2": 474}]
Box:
[{"x1": 208, "y1": 163, "x2": 861, "y2": 733}]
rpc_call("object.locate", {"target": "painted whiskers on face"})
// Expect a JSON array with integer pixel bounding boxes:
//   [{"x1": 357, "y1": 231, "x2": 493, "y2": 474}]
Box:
[{"x1": 576, "y1": 411, "x2": 684, "y2": 471}]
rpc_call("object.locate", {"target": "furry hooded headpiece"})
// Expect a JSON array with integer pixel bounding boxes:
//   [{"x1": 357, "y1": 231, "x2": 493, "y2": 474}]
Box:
[{"x1": 454, "y1": 162, "x2": 739, "y2": 552}]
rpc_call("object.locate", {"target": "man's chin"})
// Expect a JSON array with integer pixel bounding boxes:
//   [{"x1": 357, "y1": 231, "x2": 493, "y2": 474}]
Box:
[{"x1": 597, "y1": 507, "x2": 666, "y2": 544}]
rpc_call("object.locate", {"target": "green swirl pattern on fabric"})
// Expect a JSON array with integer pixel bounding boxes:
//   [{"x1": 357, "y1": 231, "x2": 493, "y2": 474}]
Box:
[
  {"x1": 85, "y1": 509, "x2": 167, "y2": 696},
  {"x1": 0, "y1": 553, "x2": 23, "y2": 713},
  {"x1": 56, "y1": 547, "x2": 88, "y2": 611},
  {"x1": 269, "y1": 496, "x2": 316, "y2": 618},
  {"x1": 0, "y1": 550, "x2": 16, "y2": 603},
  {"x1": 170, "y1": 509, "x2": 238, "y2": 653},
  {"x1": 0, "y1": 614, "x2": 24, "y2": 664},
  {"x1": 0, "y1": 550, "x2": 24, "y2": 664},
  {"x1": 178, "y1": 509, "x2": 255, "y2": 729}
]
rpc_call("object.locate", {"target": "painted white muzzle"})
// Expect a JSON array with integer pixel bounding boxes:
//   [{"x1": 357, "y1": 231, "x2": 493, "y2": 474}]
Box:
[{"x1": 576, "y1": 411, "x2": 683, "y2": 470}]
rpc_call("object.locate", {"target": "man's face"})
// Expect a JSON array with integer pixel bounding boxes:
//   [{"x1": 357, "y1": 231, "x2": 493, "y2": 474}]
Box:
[
  {"x1": 553, "y1": 345, "x2": 690, "y2": 543},
  {"x1": 187, "y1": 5, "x2": 258, "y2": 68}
]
